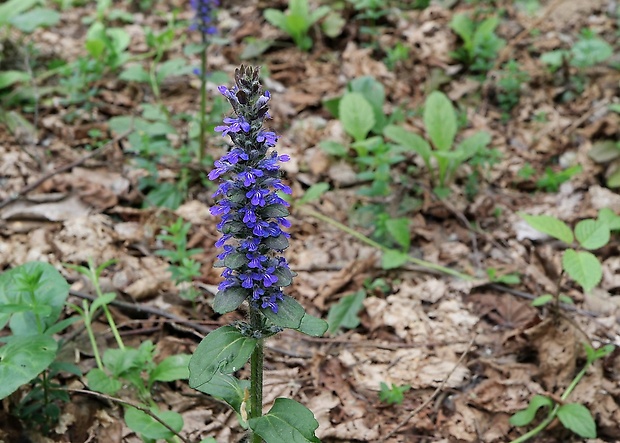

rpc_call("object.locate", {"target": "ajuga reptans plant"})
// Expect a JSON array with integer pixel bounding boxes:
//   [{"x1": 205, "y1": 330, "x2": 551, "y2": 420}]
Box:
[{"x1": 189, "y1": 66, "x2": 327, "y2": 443}]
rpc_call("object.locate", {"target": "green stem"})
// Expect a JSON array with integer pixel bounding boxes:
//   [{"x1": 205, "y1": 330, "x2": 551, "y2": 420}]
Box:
[
  {"x1": 249, "y1": 307, "x2": 264, "y2": 443},
  {"x1": 509, "y1": 358, "x2": 593, "y2": 443},
  {"x1": 298, "y1": 206, "x2": 474, "y2": 281},
  {"x1": 89, "y1": 262, "x2": 125, "y2": 351},
  {"x1": 198, "y1": 37, "x2": 208, "y2": 163},
  {"x1": 83, "y1": 301, "x2": 104, "y2": 370}
]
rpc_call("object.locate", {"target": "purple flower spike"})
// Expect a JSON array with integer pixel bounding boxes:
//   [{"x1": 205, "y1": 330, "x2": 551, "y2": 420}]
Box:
[
  {"x1": 208, "y1": 66, "x2": 294, "y2": 314},
  {"x1": 190, "y1": 0, "x2": 219, "y2": 36}
]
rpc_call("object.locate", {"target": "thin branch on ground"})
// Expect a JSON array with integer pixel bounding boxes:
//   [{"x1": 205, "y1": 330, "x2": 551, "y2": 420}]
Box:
[
  {"x1": 66, "y1": 388, "x2": 191, "y2": 443},
  {"x1": 378, "y1": 333, "x2": 478, "y2": 442},
  {"x1": 0, "y1": 129, "x2": 133, "y2": 211}
]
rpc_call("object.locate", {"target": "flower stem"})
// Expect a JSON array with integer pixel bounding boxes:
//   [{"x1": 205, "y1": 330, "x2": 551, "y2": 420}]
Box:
[
  {"x1": 198, "y1": 37, "x2": 208, "y2": 163},
  {"x1": 249, "y1": 306, "x2": 264, "y2": 443}
]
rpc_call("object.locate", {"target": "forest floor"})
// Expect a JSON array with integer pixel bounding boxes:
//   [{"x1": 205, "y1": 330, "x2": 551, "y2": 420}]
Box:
[{"x1": 1, "y1": 0, "x2": 620, "y2": 442}]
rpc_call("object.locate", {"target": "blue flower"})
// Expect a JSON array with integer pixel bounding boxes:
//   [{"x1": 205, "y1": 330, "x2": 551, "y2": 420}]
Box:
[
  {"x1": 209, "y1": 66, "x2": 294, "y2": 314},
  {"x1": 190, "y1": 0, "x2": 219, "y2": 36}
]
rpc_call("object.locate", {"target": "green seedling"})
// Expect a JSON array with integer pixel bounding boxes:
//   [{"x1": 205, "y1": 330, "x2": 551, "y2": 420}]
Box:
[
  {"x1": 450, "y1": 12, "x2": 505, "y2": 74},
  {"x1": 384, "y1": 90, "x2": 492, "y2": 197},
  {"x1": 588, "y1": 105, "x2": 620, "y2": 188},
  {"x1": 509, "y1": 343, "x2": 614, "y2": 442},
  {"x1": 535, "y1": 165, "x2": 582, "y2": 192},
  {"x1": 520, "y1": 208, "x2": 620, "y2": 310},
  {"x1": 263, "y1": 0, "x2": 330, "y2": 51},
  {"x1": 156, "y1": 217, "x2": 204, "y2": 301},
  {"x1": 379, "y1": 382, "x2": 411, "y2": 405},
  {"x1": 496, "y1": 60, "x2": 530, "y2": 115},
  {"x1": 487, "y1": 268, "x2": 520, "y2": 285}
]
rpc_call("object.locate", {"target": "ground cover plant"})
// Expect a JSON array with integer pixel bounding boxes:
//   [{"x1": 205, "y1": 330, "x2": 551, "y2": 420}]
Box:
[{"x1": 1, "y1": 0, "x2": 620, "y2": 442}]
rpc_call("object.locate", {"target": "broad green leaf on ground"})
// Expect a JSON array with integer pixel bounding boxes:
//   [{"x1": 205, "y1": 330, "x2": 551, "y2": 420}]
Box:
[
  {"x1": 248, "y1": 398, "x2": 320, "y2": 443},
  {"x1": 124, "y1": 406, "x2": 183, "y2": 441},
  {"x1": 381, "y1": 249, "x2": 409, "y2": 270},
  {"x1": 189, "y1": 326, "x2": 257, "y2": 389},
  {"x1": 509, "y1": 395, "x2": 553, "y2": 426},
  {"x1": 149, "y1": 354, "x2": 191, "y2": 386},
  {"x1": 557, "y1": 403, "x2": 596, "y2": 438},
  {"x1": 349, "y1": 76, "x2": 386, "y2": 133},
  {"x1": 10, "y1": 8, "x2": 60, "y2": 32},
  {"x1": 298, "y1": 182, "x2": 330, "y2": 205},
  {"x1": 383, "y1": 125, "x2": 431, "y2": 164},
  {"x1": 0, "y1": 0, "x2": 39, "y2": 25},
  {"x1": 0, "y1": 71, "x2": 31, "y2": 89},
  {"x1": 87, "y1": 368, "x2": 122, "y2": 395},
  {"x1": 0, "y1": 335, "x2": 58, "y2": 400},
  {"x1": 327, "y1": 290, "x2": 366, "y2": 334},
  {"x1": 339, "y1": 92, "x2": 375, "y2": 142},
  {"x1": 598, "y1": 208, "x2": 620, "y2": 230},
  {"x1": 0, "y1": 262, "x2": 70, "y2": 336},
  {"x1": 518, "y1": 213, "x2": 574, "y2": 244},
  {"x1": 562, "y1": 250, "x2": 602, "y2": 292},
  {"x1": 385, "y1": 218, "x2": 411, "y2": 250},
  {"x1": 574, "y1": 219, "x2": 610, "y2": 250},
  {"x1": 424, "y1": 91, "x2": 456, "y2": 151}
]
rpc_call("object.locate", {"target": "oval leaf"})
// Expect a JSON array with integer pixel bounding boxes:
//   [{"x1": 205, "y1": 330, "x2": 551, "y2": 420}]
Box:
[
  {"x1": 327, "y1": 290, "x2": 366, "y2": 334},
  {"x1": 424, "y1": 91, "x2": 456, "y2": 151},
  {"x1": 518, "y1": 213, "x2": 574, "y2": 244},
  {"x1": 562, "y1": 250, "x2": 602, "y2": 292},
  {"x1": 0, "y1": 335, "x2": 58, "y2": 400},
  {"x1": 261, "y1": 295, "x2": 304, "y2": 329},
  {"x1": 124, "y1": 407, "x2": 183, "y2": 441},
  {"x1": 574, "y1": 219, "x2": 610, "y2": 250},
  {"x1": 189, "y1": 326, "x2": 257, "y2": 389},
  {"x1": 248, "y1": 398, "x2": 321, "y2": 443},
  {"x1": 509, "y1": 394, "x2": 553, "y2": 427},
  {"x1": 339, "y1": 92, "x2": 375, "y2": 142},
  {"x1": 296, "y1": 313, "x2": 328, "y2": 337},
  {"x1": 557, "y1": 403, "x2": 596, "y2": 438},
  {"x1": 149, "y1": 354, "x2": 191, "y2": 385},
  {"x1": 193, "y1": 371, "x2": 250, "y2": 414},
  {"x1": 213, "y1": 286, "x2": 249, "y2": 314}
]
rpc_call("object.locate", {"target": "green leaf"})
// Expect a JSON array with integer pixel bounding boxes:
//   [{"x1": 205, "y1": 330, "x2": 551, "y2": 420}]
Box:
[
  {"x1": 261, "y1": 295, "x2": 305, "y2": 329},
  {"x1": 509, "y1": 394, "x2": 553, "y2": 426},
  {"x1": 450, "y1": 13, "x2": 474, "y2": 48},
  {"x1": 339, "y1": 92, "x2": 375, "y2": 142},
  {"x1": 86, "y1": 368, "x2": 122, "y2": 395},
  {"x1": 248, "y1": 398, "x2": 320, "y2": 443},
  {"x1": 541, "y1": 50, "x2": 568, "y2": 71},
  {"x1": 518, "y1": 213, "x2": 574, "y2": 244},
  {"x1": 0, "y1": 262, "x2": 70, "y2": 336},
  {"x1": 90, "y1": 292, "x2": 116, "y2": 313},
  {"x1": 571, "y1": 37, "x2": 612, "y2": 68},
  {"x1": 261, "y1": 204, "x2": 290, "y2": 218},
  {"x1": 264, "y1": 9, "x2": 287, "y2": 31},
  {"x1": 224, "y1": 252, "x2": 247, "y2": 270},
  {"x1": 103, "y1": 347, "x2": 142, "y2": 378},
  {"x1": 574, "y1": 219, "x2": 610, "y2": 250},
  {"x1": 144, "y1": 183, "x2": 184, "y2": 209},
  {"x1": 296, "y1": 313, "x2": 328, "y2": 337},
  {"x1": 381, "y1": 250, "x2": 409, "y2": 270},
  {"x1": 349, "y1": 76, "x2": 386, "y2": 133},
  {"x1": 10, "y1": 8, "x2": 60, "y2": 33},
  {"x1": 120, "y1": 64, "x2": 150, "y2": 83},
  {"x1": 0, "y1": 0, "x2": 39, "y2": 26},
  {"x1": 149, "y1": 354, "x2": 191, "y2": 386},
  {"x1": 156, "y1": 58, "x2": 194, "y2": 82},
  {"x1": 383, "y1": 125, "x2": 431, "y2": 164},
  {"x1": 263, "y1": 234, "x2": 289, "y2": 251},
  {"x1": 327, "y1": 290, "x2": 366, "y2": 335},
  {"x1": 531, "y1": 294, "x2": 554, "y2": 307},
  {"x1": 606, "y1": 167, "x2": 620, "y2": 188},
  {"x1": 213, "y1": 286, "x2": 249, "y2": 314},
  {"x1": 456, "y1": 131, "x2": 491, "y2": 161},
  {"x1": 558, "y1": 294, "x2": 574, "y2": 304},
  {"x1": 385, "y1": 218, "x2": 410, "y2": 250},
  {"x1": 124, "y1": 407, "x2": 183, "y2": 441},
  {"x1": 562, "y1": 249, "x2": 602, "y2": 292},
  {"x1": 424, "y1": 91, "x2": 457, "y2": 151},
  {"x1": 0, "y1": 335, "x2": 58, "y2": 400},
  {"x1": 0, "y1": 70, "x2": 31, "y2": 89},
  {"x1": 321, "y1": 10, "x2": 345, "y2": 38},
  {"x1": 557, "y1": 403, "x2": 596, "y2": 438},
  {"x1": 189, "y1": 326, "x2": 257, "y2": 389},
  {"x1": 319, "y1": 140, "x2": 348, "y2": 156},
  {"x1": 240, "y1": 38, "x2": 274, "y2": 60},
  {"x1": 598, "y1": 208, "x2": 620, "y2": 230},
  {"x1": 193, "y1": 371, "x2": 249, "y2": 414},
  {"x1": 298, "y1": 183, "x2": 330, "y2": 205}
]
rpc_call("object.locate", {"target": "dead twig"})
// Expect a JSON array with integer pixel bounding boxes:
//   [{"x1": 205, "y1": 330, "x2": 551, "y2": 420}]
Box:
[
  {"x1": 378, "y1": 333, "x2": 478, "y2": 442},
  {"x1": 65, "y1": 388, "x2": 191, "y2": 443},
  {"x1": 0, "y1": 129, "x2": 133, "y2": 211}
]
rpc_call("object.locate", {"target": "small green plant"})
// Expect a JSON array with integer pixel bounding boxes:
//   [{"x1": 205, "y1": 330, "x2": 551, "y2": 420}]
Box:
[
  {"x1": 496, "y1": 59, "x2": 530, "y2": 115},
  {"x1": 449, "y1": 12, "x2": 505, "y2": 74},
  {"x1": 535, "y1": 165, "x2": 582, "y2": 192},
  {"x1": 0, "y1": 262, "x2": 74, "y2": 432},
  {"x1": 509, "y1": 343, "x2": 614, "y2": 442},
  {"x1": 263, "y1": 0, "x2": 330, "y2": 51},
  {"x1": 384, "y1": 90, "x2": 492, "y2": 197},
  {"x1": 486, "y1": 268, "x2": 520, "y2": 285},
  {"x1": 68, "y1": 259, "x2": 190, "y2": 442},
  {"x1": 384, "y1": 41, "x2": 410, "y2": 71},
  {"x1": 156, "y1": 217, "x2": 204, "y2": 301},
  {"x1": 520, "y1": 208, "x2": 620, "y2": 307},
  {"x1": 379, "y1": 382, "x2": 411, "y2": 405},
  {"x1": 588, "y1": 105, "x2": 620, "y2": 188}
]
